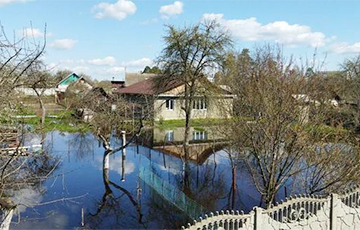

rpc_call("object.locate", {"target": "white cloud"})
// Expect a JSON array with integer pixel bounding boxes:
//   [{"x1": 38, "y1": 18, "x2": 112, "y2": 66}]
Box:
[
  {"x1": 140, "y1": 18, "x2": 159, "y2": 25},
  {"x1": 95, "y1": 154, "x2": 135, "y2": 176},
  {"x1": 48, "y1": 57, "x2": 153, "y2": 81},
  {"x1": 122, "y1": 57, "x2": 153, "y2": 67},
  {"x1": 72, "y1": 66, "x2": 90, "y2": 73},
  {"x1": 0, "y1": 0, "x2": 30, "y2": 7},
  {"x1": 50, "y1": 39, "x2": 77, "y2": 50},
  {"x1": 202, "y1": 14, "x2": 328, "y2": 48},
  {"x1": 12, "y1": 188, "x2": 42, "y2": 213},
  {"x1": 106, "y1": 66, "x2": 125, "y2": 75},
  {"x1": 22, "y1": 28, "x2": 52, "y2": 38},
  {"x1": 330, "y1": 42, "x2": 360, "y2": 54},
  {"x1": 159, "y1": 1, "x2": 183, "y2": 19},
  {"x1": 93, "y1": 0, "x2": 136, "y2": 21},
  {"x1": 88, "y1": 56, "x2": 116, "y2": 66}
]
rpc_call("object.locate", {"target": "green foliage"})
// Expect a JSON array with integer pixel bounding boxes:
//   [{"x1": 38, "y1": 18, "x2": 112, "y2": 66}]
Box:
[{"x1": 142, "y1": 66, "x2": 161, "y2": 74}]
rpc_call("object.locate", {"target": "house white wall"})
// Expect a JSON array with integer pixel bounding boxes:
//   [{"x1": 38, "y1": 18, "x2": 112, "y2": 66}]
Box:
[
  {"x1": 154, "y1": 97, "x2": 233, "y2": 121},
  {"x1": 153, "y1": 84, "x2": 233, "y2": 121}
]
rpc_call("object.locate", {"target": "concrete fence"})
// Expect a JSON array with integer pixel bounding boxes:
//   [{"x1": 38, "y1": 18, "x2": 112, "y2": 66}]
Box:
[{"x1": 183, "y1": 187, "x2": 360, "y2": 230}]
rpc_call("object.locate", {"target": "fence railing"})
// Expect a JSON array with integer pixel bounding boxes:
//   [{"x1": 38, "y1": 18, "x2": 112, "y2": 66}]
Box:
[{"x1": 183, "y1": 186, "x2": 360, "y2": 230}]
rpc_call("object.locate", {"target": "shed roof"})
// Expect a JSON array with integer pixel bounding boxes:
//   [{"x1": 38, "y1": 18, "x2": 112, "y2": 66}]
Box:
[
  {"x1": 57, "y1": 73, "x2": 93, "y2": 87},
  {"x1": 117, "y1": 78, "x2": 182, "y2": 95},
  {"x1": 117, "y1": 77, "x2": 232, "y2": 96},
  {"x1": 125, "y1": 73, "x2": 157, "y2": 87}
]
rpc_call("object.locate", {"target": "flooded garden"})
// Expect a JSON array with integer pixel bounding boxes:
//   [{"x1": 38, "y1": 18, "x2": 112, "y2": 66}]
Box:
[{"x1": 8, "y1": 128, "x2": 268, "y2": 229}]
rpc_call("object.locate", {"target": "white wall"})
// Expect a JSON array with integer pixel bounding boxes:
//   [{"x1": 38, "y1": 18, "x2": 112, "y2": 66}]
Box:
[
  {"x1": 15, "y1": 88, "x2": 56, "y2": 96},
  {"x1": 154, "y1": 97, "x2": 233, "y2": 121}
]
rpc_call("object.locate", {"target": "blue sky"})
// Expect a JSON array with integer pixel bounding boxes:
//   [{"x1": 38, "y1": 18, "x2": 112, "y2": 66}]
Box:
[{"x1": 1, "y1": 0, "x2": 359, "y2": 81}]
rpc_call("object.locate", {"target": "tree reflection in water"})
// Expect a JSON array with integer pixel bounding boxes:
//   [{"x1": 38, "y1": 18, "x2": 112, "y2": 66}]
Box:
[
  {"x1": 183, "y1": 159, "x2": 227, "y2": 211},
  {"x1": 85, "y1": 151, "x2": 145, "y2": 229},
  {"x1": 66, "y1": 132, "x2": 95, "y2": 161}
]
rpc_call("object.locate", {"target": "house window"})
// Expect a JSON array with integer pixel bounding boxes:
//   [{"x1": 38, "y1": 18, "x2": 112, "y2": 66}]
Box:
[
  {"x1": 165, "y1": 130, "x2": 174, "y2": 142},
  {"x1": 193, "y1": 98, "x2": 207, "y2": 110},
  {"x1": 193, "y1": 131, "x2": 207, "y2": 141},
  {"x1": 166, "y1": 99, "x2": 174, "y2": 110}
]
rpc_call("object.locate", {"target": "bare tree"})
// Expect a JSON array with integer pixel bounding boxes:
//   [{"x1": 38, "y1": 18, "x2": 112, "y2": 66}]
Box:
[
  {"x1": 155, "y1": 21, "x2": 232, "y2": 162},
  {"x1": 221, "y1": 46, "x2": 360, "y2": 207},
  {"x1": 71, "y1": 87, "x2": 152, "y2": 157},
  {"x1": 22, "y1": 61, "x2": 54, "y2": 127},
  {"x1": 0, "y1": 24, "x2": 58, "y2": 228}
]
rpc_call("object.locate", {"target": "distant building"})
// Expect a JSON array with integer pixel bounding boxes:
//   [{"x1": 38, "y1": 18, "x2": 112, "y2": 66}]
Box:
[
  {"x1": 75, "y1": 87, "x2": 113, "y2": 122},
  {"x1": 117, "y1": 76, "x2": 233, "y2": 121},
  {"x1": 55, "y1": 73, "x2": 93, "y2": 102},
  {"x1": 110, "y1": 80, "x2": 125, "y2": 91}
]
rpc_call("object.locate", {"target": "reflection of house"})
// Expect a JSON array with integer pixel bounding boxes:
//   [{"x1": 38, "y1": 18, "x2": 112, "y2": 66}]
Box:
[
  {"x1": 55, "y1": 73, "x2": 93, "y2": 102},
  {"x1": 153, "y1": 127, "x2": 217, "y2": 144},
  {"x1": 0, "y1": 127, "x2": 42, "y2": 154},
  {"x1": 139, "y1": 127, "x2": 227, "y2": 164},
  {"x1": 117, "y1": 76, "x2": 233, "y2": 120}
]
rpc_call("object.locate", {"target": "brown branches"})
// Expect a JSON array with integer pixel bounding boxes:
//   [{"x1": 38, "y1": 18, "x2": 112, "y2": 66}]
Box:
[{"x1": 222, "y1": 46, "x2": 360, "y2": 207}]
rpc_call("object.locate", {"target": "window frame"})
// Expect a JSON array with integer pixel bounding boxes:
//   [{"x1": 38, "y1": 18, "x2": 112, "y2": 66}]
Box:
[
  {"x1": 193, "y1": 98, "x2": 208, "y2": 110},
  {"x1": 165, "y1": 130, "x2": 174, "y2": 142},
  {"x1": 193, "y1": 130, "x2": 207, "y2": 141},
  {"x1": 165, "y1": 99, "x2": 174, "y2": 111}
]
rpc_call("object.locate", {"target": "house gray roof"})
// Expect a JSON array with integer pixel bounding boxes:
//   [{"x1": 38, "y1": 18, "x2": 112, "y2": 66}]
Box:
[
  {"x1": 117, "y1": 77, "x2": 233, "y2": 96},
  {"x1": 125, "y1": 73, "x2": 158, "y2": 87},
  {"x1": 117, "y1": 78, "x2": 183, "y2": 95}
]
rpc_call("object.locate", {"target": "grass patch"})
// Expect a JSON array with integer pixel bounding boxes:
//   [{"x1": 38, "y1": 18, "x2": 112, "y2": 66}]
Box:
[
  {"x1": 15, "y1": 111, "x2": 90, "y2": 133},
  {"x1": 155, "y1": 118, "x2": 225, "y2": 130}
]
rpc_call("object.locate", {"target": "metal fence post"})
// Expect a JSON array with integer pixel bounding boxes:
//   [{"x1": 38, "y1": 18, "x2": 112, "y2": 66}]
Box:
[
  {"x1": 330, "y1": 193, "x2": 339, "y2": 230},
  {"x1": 254, "y1": 207, "x2": 263, "y2": 230}
]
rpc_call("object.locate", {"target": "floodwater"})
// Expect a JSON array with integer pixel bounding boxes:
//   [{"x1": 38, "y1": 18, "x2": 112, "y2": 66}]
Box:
[{"x1": 10, "y1": 129, "x2": 273, "y2": 229}]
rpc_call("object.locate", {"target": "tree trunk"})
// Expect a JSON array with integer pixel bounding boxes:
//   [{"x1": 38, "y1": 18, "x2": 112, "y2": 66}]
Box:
[
  {"x1": 34, "y1": 88, "x2": 46, "y2": 127},
  {"x1": 183, "y1": 111, "x2": 191, "y2": 161},
  {"x1": 0, "y1": 198, "x2": 15, "y2": 230},
  {"x1": 231, "y1": 165, "x2": 237, "y2": 209},
  {"x1": 41, "y1": 103, "x2": 46, "y2": 126},
  {"x1": 265, "y1": 190, "x2": 276, "y2": 208},
  {"x1": 0, "y1": 208, "x2": 14, "y2": 230}
]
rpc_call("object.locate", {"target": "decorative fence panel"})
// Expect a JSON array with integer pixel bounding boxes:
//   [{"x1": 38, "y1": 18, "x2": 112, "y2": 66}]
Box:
[
  {"x1": 183, "y1": 188, "x2": 360, "y2": 230},
  {"x1": 336, "y1": 191, "x2": 360, "y2": 230},
  {"x1": 139, "y1": 166, "x2": 207, "y2": 218}
]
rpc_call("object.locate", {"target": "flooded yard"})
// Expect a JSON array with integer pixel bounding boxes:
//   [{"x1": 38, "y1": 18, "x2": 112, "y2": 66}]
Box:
[{"x1": 11, "y1": 130, "x2": 267, "y2": 229}]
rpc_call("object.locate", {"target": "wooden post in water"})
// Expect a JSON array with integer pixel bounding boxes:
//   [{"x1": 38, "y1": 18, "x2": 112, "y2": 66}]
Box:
[
  {"x1": 81, "y1": 208, "x2": 85, "y2": 227},
  {"x1": 121, "y1": 130, "x2": 126, "y2": 157},
  {"x1": 121, "y1": 153, "x2": 126, "y2": 182},
  {"x1": 121, "y1": 130, "x2": 126, "y2": 181}
]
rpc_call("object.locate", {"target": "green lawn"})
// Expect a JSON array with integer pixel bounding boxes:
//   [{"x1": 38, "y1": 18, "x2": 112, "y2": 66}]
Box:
[
  {"x1": 155, "y1": 118, "x2": 226, "y2": 130},
  {"x1": 15, "y1": 110, "x2": 90, "y2": 133}
]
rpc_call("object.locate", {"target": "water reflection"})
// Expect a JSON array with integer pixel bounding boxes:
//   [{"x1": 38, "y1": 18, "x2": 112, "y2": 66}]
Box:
[
  {"x1": 11, "y1": 130, "x2": 262, "y2": 229},
  {"x1": 86, "y1": 153, "x2": 144, "y2": 229},
  {"x1": 141, "y1": 126, "x2": 227, "y2": 164}
]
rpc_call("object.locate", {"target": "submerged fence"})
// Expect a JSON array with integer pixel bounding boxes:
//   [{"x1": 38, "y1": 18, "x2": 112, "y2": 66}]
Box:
[
  {"x1": 183, "y1": 186, "x2": 360, "y2": 230},
  {"x1": 139, "y1": 166, "x2": 207, "y2": 218}
]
